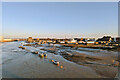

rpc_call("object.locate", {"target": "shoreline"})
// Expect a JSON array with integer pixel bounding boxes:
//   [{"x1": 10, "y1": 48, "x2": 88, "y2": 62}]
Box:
[
  {"x1": 2, "y1": 42, "x2": 119, "y2": 78},
  {"x1": 60, "y1": 44, "x2": 120, "y2": 49}
]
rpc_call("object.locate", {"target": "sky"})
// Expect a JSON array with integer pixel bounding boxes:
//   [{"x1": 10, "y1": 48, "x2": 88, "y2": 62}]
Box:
[{"x1": 2, "y1": 2, "x2": 118, "y2": 38}]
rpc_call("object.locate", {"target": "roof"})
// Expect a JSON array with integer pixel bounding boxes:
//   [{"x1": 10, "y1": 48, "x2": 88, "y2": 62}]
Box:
[{"x1": 96, "y1": 36, "x2": 111, "y2": 41}]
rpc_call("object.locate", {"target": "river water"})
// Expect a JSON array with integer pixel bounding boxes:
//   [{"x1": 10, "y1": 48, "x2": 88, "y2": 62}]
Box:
[{"x1": 1, "y1": 42, "x2": 118, "y2": 78}]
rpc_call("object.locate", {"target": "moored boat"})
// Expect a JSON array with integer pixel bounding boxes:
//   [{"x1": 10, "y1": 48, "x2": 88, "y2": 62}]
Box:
[
  {"x1": 19, "y1": 46, "x2": 23, "y2": 48},
  {"x1": 19, "y1": 46, "x2": 26, "y2": 49},
  {"x1": 43, "y1": 53, "x2": 47, "y2": 57},
  {"x1": 39, "y1": 53, "x2": 44, "y2": 57},
  {"x1": 51, "y1": 60, "x2": 60, "y2": 66},
  {"x1": 22, "y1": 47, "x2": 26, "y2": 49},
  {"x1": 32, "y1": 51, "x2": 39, "y2": 54}
]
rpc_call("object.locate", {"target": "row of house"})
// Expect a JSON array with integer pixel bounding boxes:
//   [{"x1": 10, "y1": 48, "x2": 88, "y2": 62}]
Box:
[
  {"x1": 72, "y1": 36, "x2": 120, "y2": 45},
  {"x1": 26, "y1": 36, "x2": 120, "y2": 46}
]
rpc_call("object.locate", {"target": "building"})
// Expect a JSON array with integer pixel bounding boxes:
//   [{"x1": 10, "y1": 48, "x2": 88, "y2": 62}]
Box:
[
  {"x1": 87, "y1": 38, "x2": 96, "y2": 41},
  {"x1": 86, "y1": 41, "x2": 95, "y2": 45},
  {"x1": 78, "y1": 41, "x2": 86, "y2": 45},
  {"x1": 0, "y1": 36, "x2": 14, "y2": 42},
  {"x1": 0, "y1": 36, "x2": 4, "y2": 42},
  {"x1": 110, "y1": 37, "x2": 120, "y2": 46},
  {"x1": 74, "y1": 38, "x2": 86, "y2": 42},
  {"x1": 70, "y1": 38, "x2": 77, "y2": 44},
  {"x1": 27, "y1": 37, "x2": 33, "y2": 43},
  {"x1": 116, "y1": 37, "x2": 120, "y2": 43},
  {"x1": 4, "y1": 39, "x2": 13, "y2": 42},
  {"x1": 96, "y1": 36, "x2": 113, "y2": 44}
]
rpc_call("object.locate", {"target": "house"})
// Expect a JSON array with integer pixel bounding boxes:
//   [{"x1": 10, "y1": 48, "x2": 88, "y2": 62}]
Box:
[
  {"x1": 70, "y1": 38, "x2": 77, "y2": 44},
  {"x1": 60, "y1": 41, "x2": 65, "y2": 44},
  {"x1": 33, "y1": 38, "x2": 40, "y2": 42},
  {"x1": 96, "y1": 36, "x2": 113, "y2": 44},
  {"x1": 0, "y1": 36, "x2": 13, "y2": 42},
  {"x1": 0, "y1": 36, "x2": 4, "y2": 42},
  {"x1": 86, "y1": 41, "x2": 95, "y2": 45},
  {"x1": 27, "y1": 37, "x2": 33, "y2": 43},
  {"x1": 110, "y1": 37, "x2": 120, "y2": 46},
  {"x1": 74, "y1": 38, "x2": 86, "y2": 42},
  {"x1": 87, "y1": 38, "x2": 96, "y2": 41},
  {"x1": 116, "y1": 37, "x2": 120, "y2": 43},
  {"x1": 78, "y1": 41, "x2": 86, "y2": 45},
  {"x1": 3, "y1": 39, "x2": 13, "y2": 42},
  {"x1": 46, "y1": 40, "x2": 53, "y2": 44}
]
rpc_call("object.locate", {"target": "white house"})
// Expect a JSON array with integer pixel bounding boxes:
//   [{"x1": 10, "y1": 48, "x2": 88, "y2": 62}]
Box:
[{"x1": 71, "y1": 39, "x2": 77, "y2": 44}]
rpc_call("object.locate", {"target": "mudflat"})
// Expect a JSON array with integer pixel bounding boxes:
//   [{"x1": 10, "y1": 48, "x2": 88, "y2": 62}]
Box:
[{"x1": 2, "y1": 42, "x2": 119, "y2": 78}]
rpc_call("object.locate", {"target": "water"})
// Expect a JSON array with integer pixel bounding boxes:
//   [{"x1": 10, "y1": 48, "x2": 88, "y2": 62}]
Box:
[
  {"x1": 0, "y1": 42, "x2": 2, "y2": 79},
  {"x1": 1, "y1": 42, "x2": 118, "y2": 78}
]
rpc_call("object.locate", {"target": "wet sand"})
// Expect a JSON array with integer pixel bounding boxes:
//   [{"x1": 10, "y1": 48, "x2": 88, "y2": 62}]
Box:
[
  {"x1": 39, "y1": 44, "x2": 119, "y2": 78},
  {"x1": 2, "y1": 42, "x2": 119, "y2": 78}
]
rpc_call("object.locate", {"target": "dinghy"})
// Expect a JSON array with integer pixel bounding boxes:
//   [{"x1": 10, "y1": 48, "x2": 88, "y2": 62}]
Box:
[
  {"x1": 51, "y1": 60, "x2": 60, "y2": 66},
  {"x1": 39, "y1": 53, "x2": 44, "y2": 57},
  {"x1": 32, "y1": 51, "x2": 39, "y2": 54},
  {"x1": 19, "y1": 46, "x2": 26, "y2": 49},
  {"x1": 43, "y1": 53, "x2": 47, "y2": 57}
]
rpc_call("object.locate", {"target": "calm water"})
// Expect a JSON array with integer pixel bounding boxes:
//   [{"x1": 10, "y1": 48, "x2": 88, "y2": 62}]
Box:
[{"x1": 1, "y1": 42, "x2": 118, "y2": 78}]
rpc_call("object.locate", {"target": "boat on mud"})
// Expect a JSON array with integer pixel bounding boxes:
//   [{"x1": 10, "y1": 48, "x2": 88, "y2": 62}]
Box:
[
  {"x1": 39, "y1": 53, "x2": 47, "y2": 58},
  {"x1": 18, "y1": 46, "x2": 26, "y2": 49},
  {"x1": 43, "y1": 53, "x2": 47, "y2": 57},
  {"x1": 51, "y1": 60, "x2": 60, "y2": 66},
  {"x1": 39, "y1": 53, "x2": 44, "y2": 57},
  {"x1": 32, "y1": 51, "x2": 39, "y2": 54}
]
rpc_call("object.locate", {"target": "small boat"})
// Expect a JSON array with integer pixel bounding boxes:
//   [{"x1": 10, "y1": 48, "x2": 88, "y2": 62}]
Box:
[
  {"x1": 39, "y1": 53, "x2": 44, "y2": 57},
  {"x1": 32, "y1": 51, "x2": 39, "y2": 54},
  {"x1": 52, "y1": 60, "x2": 60, "y2": 66},
  {"x1": 43, "y1": 53, "x2": 47, "y2": 57},
  {"x1": 21, "y1": 47, "x2": 26, "y2": 49},
  {"x1": 19, "y1": 46, "x2": 26, "y2": 49},
  {"x1": 19, "y1": 46, "x2": 23, "y2": 48}
]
